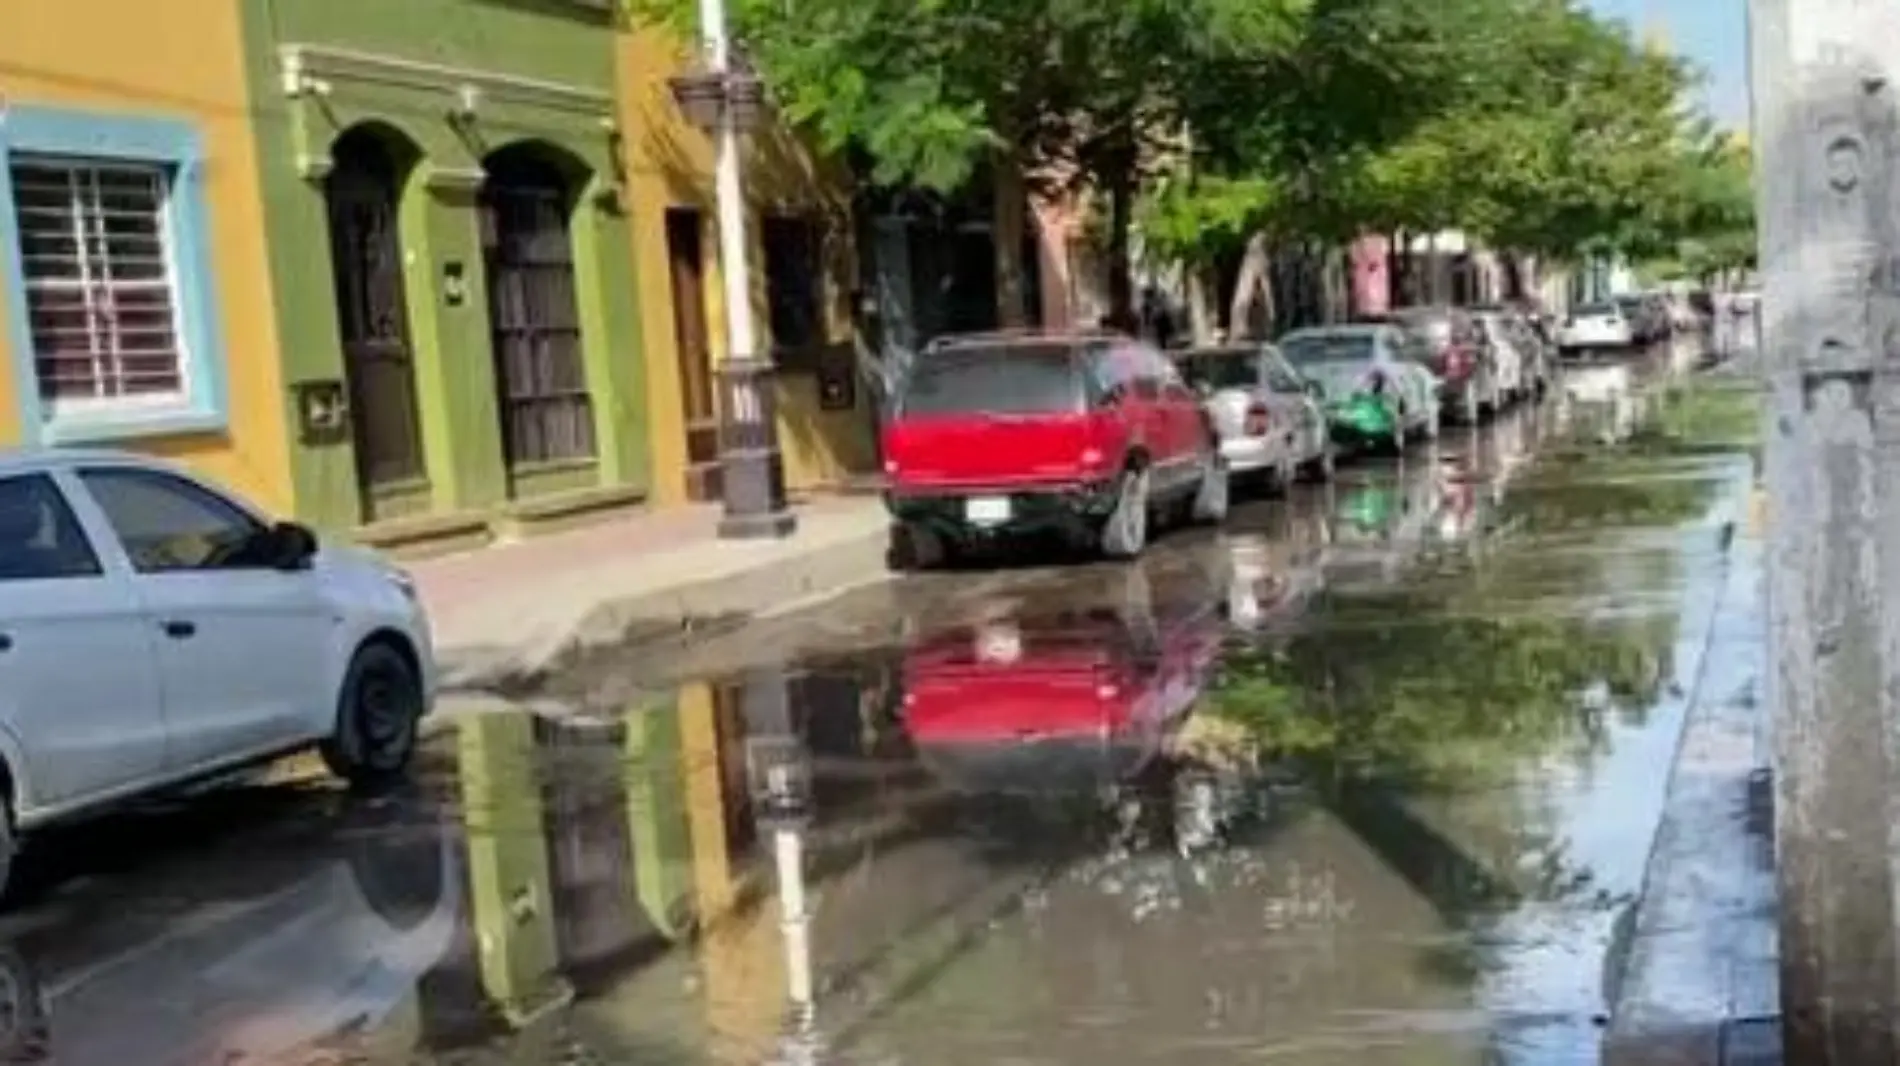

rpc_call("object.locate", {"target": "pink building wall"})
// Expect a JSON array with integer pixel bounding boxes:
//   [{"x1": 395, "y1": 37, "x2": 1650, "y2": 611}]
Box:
[{"x1": 1350, "y1": 235, "x2": 1390, "y2": 316}]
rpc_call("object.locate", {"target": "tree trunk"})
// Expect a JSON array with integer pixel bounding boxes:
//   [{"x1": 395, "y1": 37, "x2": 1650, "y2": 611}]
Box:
[
  {"x1": 1387, "y1": 230, "x2": 1405, "y2": 309},
  {"x1": 1500, "y1": 251, "x2": 1526, "y2": 301},
  {"x1": 1228, "y1": 233, "x2": 1273, "y2": 340},
  {"x1": 1106, "y1": 159, "x2": 1136, "y2": 325},
  {"x1": 992, "y1": 150, "x2": 1030, "y2": 327},
  {"x1": 1323, "y1": 243, "x2": 1348, "y2": 323},
  {"x1": 1186, "y1": 267, "x2": 1215, "y2": 344}
]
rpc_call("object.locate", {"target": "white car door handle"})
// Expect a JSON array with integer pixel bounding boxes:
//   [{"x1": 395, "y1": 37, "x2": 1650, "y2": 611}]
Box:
[
  {"x1": 0, "y1": 633, "x2": 11, "y2": 653},
  {"x1": 161, "y1": 620, "x2": 197, "y2": 640}
]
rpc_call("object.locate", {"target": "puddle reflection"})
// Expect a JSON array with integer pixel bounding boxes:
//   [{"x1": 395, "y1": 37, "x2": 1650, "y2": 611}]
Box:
[{"x1": 0, "y1": 401, "x2": 1763, "y2": 1066}]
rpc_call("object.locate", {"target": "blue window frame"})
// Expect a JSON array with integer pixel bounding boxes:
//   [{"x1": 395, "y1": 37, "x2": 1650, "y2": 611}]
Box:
[{"x1": 0, "y1": 104, "x2": 227, "y2": 445}]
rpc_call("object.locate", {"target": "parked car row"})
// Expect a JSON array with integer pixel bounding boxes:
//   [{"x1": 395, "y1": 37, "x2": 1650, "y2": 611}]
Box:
[
  {"x1": 879, "y1": 309, "x2": 1555, "y2": 569},
  {"x1": 1556, "y1": 290, "x2": 1695, "y2": 355}
]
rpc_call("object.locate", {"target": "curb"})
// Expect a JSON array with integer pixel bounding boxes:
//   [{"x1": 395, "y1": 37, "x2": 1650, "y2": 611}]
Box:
[
  {"x1": 1603, "y1": 527, "x2": 1774, "y2": 1066},
  {"x1": 424, "y1": 521, "x2": 893, "y2": 727}
]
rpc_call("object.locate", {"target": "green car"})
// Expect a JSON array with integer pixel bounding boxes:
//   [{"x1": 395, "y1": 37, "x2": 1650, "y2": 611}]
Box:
[
  {"x1": 1326, "y1": 391, "x2": 1403, "y2": 450},
  {"x1": 1280, "y1": 328, "x2": 1435, "y2": 454}
]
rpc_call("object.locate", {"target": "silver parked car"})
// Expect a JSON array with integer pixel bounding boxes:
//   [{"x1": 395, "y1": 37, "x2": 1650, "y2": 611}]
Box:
[{"x1": 1172, "y1": 345, "x2": 1335, "y2": 491}]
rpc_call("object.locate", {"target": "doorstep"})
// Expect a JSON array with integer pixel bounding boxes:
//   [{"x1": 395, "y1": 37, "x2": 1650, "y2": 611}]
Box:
[
  {"x1": 351, "y1": 509, "x2": 495, "y2": 562},
  {"x1": 352, "y1": 483, "x2": 651, "y2": 561},
  {"x1": 493, "y1": 482, "x2": 648, "y2": 541}
]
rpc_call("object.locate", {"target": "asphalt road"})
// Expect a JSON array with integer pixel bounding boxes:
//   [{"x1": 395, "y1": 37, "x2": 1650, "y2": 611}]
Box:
[{"x1": 0, "y1": 367, "x2": 1759, "y2": 1066}]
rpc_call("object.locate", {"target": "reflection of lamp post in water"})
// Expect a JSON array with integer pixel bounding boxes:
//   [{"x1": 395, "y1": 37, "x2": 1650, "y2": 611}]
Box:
[{"x1": 740, "y1": 669, "x2": 820, "y2": 1059}]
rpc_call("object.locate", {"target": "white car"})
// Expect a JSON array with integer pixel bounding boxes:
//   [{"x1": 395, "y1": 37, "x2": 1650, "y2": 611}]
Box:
[
  {"x1": 0, "y1": 449, "x2": 434, "y2": 892},
  {"x1": 1473, "y1": 311, "x2": 1531, "y2": 403},
  {"x1": 1558, "y1": 302, "x2": 1635, "y2": 353},
  {"x1": 1174, "y1": 344, "x2": 1335, "y2": 490}
]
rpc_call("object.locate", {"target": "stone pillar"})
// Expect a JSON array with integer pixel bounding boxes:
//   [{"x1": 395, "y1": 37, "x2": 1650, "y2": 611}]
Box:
[{"x1": 1750, "y1": 1, "x2": 1900, "y2": 1060}]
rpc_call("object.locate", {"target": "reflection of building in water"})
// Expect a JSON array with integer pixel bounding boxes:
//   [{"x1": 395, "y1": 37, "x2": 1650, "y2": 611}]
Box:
[
  {"x1": 538, "y1": 708, "x2": 695, "y2": 991},
  {"x1": 453, "y1": 711, "x2": 570, "y2": 1031},
  {"x1": 418, "y1": 668, "x2": 892, "y2": 1060},
  {"x1": 680, "y1": 678, "x2": 790, "y2": 1061},
  {"x1": 425, "y1": 699, "x2": 706, "y2": 1051}
]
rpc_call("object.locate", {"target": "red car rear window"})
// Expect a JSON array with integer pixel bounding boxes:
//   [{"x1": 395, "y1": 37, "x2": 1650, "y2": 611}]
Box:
[{"x1": 897, "y1": 343, "x2": 1085, "y2": 417}]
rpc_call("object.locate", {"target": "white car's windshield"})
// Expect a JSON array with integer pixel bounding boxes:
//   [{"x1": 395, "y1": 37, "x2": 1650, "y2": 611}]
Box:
[{"x1": 1282, "y1": 333, "x2": 1377, "y2": 367}]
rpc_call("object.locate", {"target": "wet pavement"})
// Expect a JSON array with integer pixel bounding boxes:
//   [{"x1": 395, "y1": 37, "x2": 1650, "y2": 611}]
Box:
[{"x1": 0, "y1": 375, "x2": 1763, "y2": 1066}]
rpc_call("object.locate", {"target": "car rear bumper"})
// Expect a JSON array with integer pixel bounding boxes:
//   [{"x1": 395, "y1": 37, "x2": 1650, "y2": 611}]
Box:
[
  {"x1": 1559, "y1": 330, "x2": 1632, "y2": 349},
  {"x1": 1326, "y1": 407, "x2": 1398, "y2": 441},
  {"x1": 1219, "y1": 436, "x2": 1287, "y2": 474},
  {"x1": 886, "y1": 479, "x2": 1122, "y2": 538}
]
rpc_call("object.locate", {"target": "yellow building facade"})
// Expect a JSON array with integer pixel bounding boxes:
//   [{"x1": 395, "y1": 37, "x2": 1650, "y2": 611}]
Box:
[
  {"x1": 0, "y1": 6, "x2": 873, "y2": 530},
  {"x1": 0, "y1": 0, "x2": 296, "y2": 512},
  {"x1": 615, "y1": 26, "x2": 877, "y2": 507}
]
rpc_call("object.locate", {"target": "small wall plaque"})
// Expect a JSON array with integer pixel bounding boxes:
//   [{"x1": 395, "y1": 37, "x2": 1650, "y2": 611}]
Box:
[
  {"x1": 816, "y1": 344, "x2": 856, "y2": 411},
  {"x1": 292, "y1": 379, "x2": 351, "y2": 444},
  {"x1": 443, "y1": 261, "x2": 467, "y2": 306}
]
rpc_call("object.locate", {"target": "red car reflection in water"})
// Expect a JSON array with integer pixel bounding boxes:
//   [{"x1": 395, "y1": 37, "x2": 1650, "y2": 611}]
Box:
[{"x1": 899, "y1": 591, "x2": 1224, "y2": 795}]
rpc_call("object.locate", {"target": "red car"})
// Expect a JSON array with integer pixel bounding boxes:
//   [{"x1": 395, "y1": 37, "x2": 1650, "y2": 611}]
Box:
[
  {"x1": 882, "y1": 331, "x2": 1229, "y2": 567},
  {"x1": 900, "y1": 582, "x2": 1223, "y2": 795}
]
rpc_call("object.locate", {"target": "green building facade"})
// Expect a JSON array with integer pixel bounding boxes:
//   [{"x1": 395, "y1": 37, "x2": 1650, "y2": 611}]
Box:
[{"x1": 239, "y1": 0, "x2": 649, "y2": 544}]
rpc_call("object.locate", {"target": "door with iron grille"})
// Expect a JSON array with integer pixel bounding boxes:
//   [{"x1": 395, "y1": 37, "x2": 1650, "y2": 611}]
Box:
[
  {"x1": 325, "y1": 131, "x2": 427, "y2": 517},
  {"x1": 480, "y1": 151, "x2": 595, "y2": 479}
]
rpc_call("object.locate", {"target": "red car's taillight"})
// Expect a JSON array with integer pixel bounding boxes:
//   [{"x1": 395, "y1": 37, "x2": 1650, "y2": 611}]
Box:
[{"x1": 1245, "y1": 403, "x2": 1271, "y2": 436}]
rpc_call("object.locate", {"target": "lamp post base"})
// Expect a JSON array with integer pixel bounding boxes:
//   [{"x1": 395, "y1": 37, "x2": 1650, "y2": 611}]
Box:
[
  {"x1": 716, "y1": 355, "x2": 798, "y2": 541},
  {"x1": 718, "y1": 506, "x2": 797, "y2": 540}
]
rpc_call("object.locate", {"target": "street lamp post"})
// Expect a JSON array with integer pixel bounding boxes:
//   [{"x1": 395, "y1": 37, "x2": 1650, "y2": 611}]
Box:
[{"x1": 671, "y1": 0, "x2": 797, "y2": 539}]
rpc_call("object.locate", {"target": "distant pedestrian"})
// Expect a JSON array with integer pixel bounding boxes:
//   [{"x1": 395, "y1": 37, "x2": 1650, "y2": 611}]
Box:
[{"x1": 1142, "y1": 287, "x2": 1177, "y2": 349}]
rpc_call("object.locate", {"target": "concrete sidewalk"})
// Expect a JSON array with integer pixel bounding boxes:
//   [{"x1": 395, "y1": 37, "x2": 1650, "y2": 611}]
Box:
[
  {"x1": 412, "y1": 494, "x2": 891, "y2": 692},
  {"x1": 1603, "y1": 518, "x2": 1780, "y2": 1066}
]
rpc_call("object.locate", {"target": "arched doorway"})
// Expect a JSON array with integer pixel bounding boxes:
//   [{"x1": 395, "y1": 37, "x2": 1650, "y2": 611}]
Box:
[
  {"x1": 480, "y1": 145, "x2": 595, "y2": 480},
  {"x1": 324, "y1": 126, "x2": 427, "y2": 520}
]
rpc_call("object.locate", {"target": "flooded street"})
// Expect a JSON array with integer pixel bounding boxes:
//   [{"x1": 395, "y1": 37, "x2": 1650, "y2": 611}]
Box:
[{"x1": 0, "y1": 382, "x2": 1760, "y2": 1066}]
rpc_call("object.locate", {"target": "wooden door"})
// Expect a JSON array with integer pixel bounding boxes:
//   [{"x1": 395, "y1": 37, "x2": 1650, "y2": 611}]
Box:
[
  {"x1": 666, "y1": 209, "x2": 720, "y2": 501},
  {"x1": 324, "y1": 132, "x2": 427, "y2": 518},
  {"x1": 480, "y1": 151, "x2": 595, "y2": 476}
]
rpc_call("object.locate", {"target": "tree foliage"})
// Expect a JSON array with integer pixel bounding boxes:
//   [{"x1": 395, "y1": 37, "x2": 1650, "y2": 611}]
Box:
[
  {"x1": 634, "y1": 0, "x2": 1754, "y2": 306},
  {"x1": 1148, "y1": 0, "x2": 1754, "y2": 271}
]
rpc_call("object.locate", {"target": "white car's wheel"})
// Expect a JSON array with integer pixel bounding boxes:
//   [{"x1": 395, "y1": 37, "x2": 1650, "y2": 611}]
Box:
[
  {"x1": 1192, "y1": 451, "x2": 1231, "y2": 524},
  {"x1": 322, "y1": 642, "x2": 424, "y2": 791},
  {"x1": 1304, "y1": 444, "x2": 1336, "y2": 484}
]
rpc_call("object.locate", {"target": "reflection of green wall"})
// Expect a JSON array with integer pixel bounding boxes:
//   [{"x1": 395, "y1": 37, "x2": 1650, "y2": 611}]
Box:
[
  {"x1": 459, "y1": 712, "x2": 573, "y2": 1026},
  {"x1": 625, "y1": 698, "x2": 697, "y2": 939}
]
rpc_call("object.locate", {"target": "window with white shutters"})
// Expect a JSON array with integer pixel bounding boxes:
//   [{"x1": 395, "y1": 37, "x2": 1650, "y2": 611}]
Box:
[{"x1": 8, "y1": 157, "x2": 187, "y2": 410}]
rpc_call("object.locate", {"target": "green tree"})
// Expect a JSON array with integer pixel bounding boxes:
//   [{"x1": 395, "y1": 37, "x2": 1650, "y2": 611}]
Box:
[
  {"x1": 1324, "y1": 0, "x2": 1702, "y2": 268},
  {"x1": 635, "y1": 0, "x2": 1313, "y2": 324},
  {"x1": 1638, "y1": 128, "x2": 1757, "y2": 283}
]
